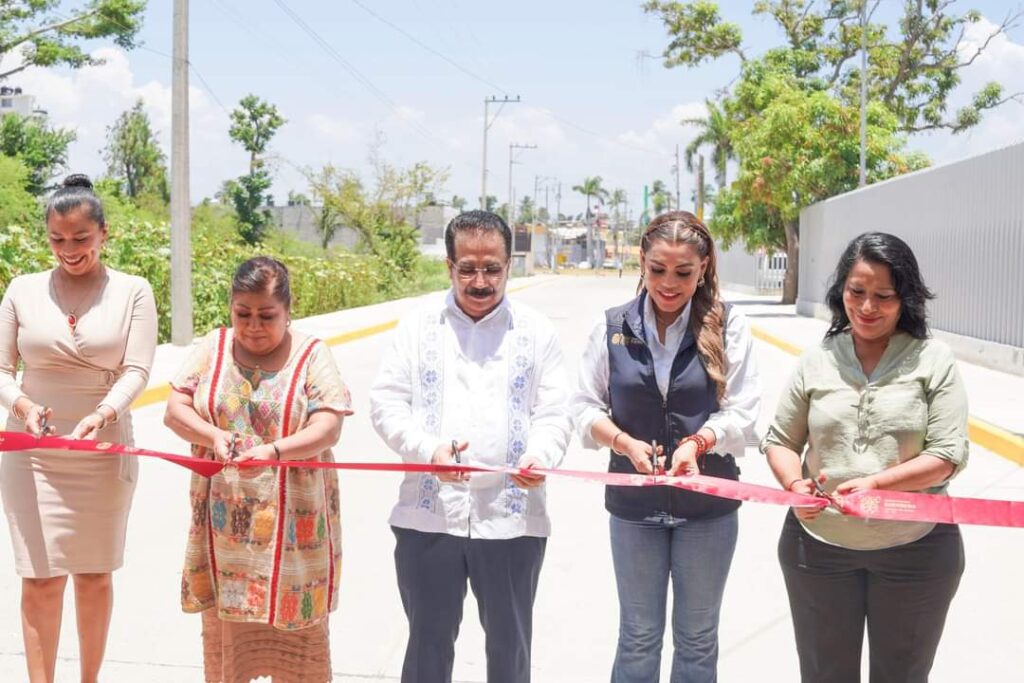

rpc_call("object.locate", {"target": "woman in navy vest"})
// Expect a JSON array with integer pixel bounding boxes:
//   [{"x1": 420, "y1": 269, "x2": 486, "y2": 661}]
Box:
[{"x1": 573, "y1": 211, "x2": 761, "y2": 682}]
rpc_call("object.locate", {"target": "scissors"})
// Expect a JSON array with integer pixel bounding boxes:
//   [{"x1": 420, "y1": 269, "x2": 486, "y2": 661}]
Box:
[
  {"x1": 650, "y1": 439, "x2": 659, "y2": 476},
  {"x1": 811, "y1": 477, "x2": 843, "y2": 512},
  {"x1": 228, "y1": 433, "x2": 241, "y2": 461},
  {"x1": 451, "y1": 439, "x2": 461, "y2": 465},
  {"x1": 37, "y1": 406, "x2": 55, "y2": 437}
]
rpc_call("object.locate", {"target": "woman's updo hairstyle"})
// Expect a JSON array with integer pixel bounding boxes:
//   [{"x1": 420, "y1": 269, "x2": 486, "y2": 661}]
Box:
[
  {"x1": 46, "y1": 174, "x2": 106, "y2": 227},
  {"x1": 640, "y1": 210, "x2": 727, "y2": 401},
  {"x1": 231, "y1": 256, "x2": 292, "y2": 310}
]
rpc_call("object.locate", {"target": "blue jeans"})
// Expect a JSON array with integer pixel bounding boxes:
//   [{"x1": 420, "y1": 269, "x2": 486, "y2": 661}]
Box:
[{"x1": 609, "y1": 511, "x2": 738, "y2": 683}]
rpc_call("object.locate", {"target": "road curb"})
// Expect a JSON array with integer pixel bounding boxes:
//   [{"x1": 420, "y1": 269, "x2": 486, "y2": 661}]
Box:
[{"x1": 751, "y1": 325, "x2": 1024, "y2": 465}]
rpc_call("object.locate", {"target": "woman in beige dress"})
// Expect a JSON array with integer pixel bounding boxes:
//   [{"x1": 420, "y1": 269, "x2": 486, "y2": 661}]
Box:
[
  {"x1": 164, "y1": 256, "x2": 350, "y2": 683},
  {"x1": 0, "y1": 174, "x2": 158, "y2": 683}
]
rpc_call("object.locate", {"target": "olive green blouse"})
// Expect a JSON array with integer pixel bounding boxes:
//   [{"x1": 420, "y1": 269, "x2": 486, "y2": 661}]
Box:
[{"x1": 761, "y1": 332, "x2": 969, "y2": 550}]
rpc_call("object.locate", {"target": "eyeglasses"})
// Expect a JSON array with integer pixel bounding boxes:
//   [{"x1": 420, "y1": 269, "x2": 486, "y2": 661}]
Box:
[{"x1": 449, "y1": 260, "x2": 509, "y2": 281}]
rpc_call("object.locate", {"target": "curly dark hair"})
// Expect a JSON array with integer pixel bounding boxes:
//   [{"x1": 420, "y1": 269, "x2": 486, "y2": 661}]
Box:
[{"x1": 825, "y1": 232, "x2": 934, "y2": 340}]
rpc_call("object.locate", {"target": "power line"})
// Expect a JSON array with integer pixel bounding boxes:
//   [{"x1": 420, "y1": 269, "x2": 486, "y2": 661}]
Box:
[
  {"x1": 348, "y1": 0, "x2": 507, "y2": 94},
  {"x1": 268, "y1": 0, "x2": 449, "y2": 151},
  {"x1": 342, "y1": 1, "x2": 674, "y2": 162}
]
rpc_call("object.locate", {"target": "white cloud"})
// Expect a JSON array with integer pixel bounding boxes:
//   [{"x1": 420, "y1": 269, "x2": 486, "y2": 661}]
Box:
[
  {"x1": 307, "y1": 113, "x2": 360, "y2": 145},
  {"x1": 915, "y1": 15, "x2": 1024, "y2": 165},
  {"x1": 11, "y1": 47, "x2": 238, "y2": 199}
]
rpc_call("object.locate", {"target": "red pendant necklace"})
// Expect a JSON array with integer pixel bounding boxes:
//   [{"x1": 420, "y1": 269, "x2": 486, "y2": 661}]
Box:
[{"x1": 54, "y1": 268, "x2": 101, "y2": 330}]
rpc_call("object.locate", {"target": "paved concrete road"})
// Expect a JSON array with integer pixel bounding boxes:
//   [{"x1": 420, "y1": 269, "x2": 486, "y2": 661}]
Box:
[{"x1": 1, "y1": 274, "x2": 1021, "y2": 681}]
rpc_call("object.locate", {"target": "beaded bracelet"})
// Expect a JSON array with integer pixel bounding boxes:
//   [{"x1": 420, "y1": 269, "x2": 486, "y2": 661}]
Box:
[{"x1": 680, "y1": 433, "x2": 709, "y2": 456}]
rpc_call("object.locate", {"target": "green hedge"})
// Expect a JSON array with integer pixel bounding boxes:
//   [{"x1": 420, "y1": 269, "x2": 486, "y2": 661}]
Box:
[{"x1": 1, "y1": 205, "x2": 448, "y2": 343}]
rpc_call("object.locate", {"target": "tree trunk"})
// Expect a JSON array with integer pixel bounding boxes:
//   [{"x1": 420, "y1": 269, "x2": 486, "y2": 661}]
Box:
[{"x1": 782, "y1": 218, "x2": 799, "y2": 305}]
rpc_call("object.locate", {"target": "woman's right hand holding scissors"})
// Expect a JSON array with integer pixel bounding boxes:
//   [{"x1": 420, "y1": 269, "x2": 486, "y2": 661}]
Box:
[
  {"x1": 22, "y1": 403, "x2": 53, "y2": 438},
  {"x1": 614, "y1": 434, "x2": 664, "y2": 475},
  {"x1": 210, "y1": 429, "x2": 236, "y2": 462}
]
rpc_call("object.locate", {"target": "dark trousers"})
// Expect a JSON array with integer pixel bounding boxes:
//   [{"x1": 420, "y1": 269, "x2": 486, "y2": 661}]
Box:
[
  {"x1": 778, "y1": 512, "x2": 964, "y2": 683},
  {"x1": 392, "y1": 526, "x2": 547, "y2": 683}
]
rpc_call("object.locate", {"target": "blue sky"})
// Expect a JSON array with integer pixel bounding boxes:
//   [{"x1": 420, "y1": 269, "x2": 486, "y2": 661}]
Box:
[{"x1": 12, "y1": 0, "x2": 1024, "y2": 216}]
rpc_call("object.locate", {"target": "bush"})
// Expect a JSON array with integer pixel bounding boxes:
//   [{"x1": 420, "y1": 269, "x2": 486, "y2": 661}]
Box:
[{"x1": 1, "y1": 197, "x2": 450, "y2": 343}]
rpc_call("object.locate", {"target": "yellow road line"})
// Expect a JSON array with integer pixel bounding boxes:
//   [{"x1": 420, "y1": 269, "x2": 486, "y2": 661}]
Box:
[
  {"x1": 131, "y1": 280, "x2": 546, "y2": 411},
  {"x1": 751, "y1": 324, "x2": 1024, "y2": 465}
]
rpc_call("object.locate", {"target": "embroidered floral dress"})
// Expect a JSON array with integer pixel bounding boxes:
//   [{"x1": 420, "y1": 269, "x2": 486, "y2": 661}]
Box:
[{"x1": 172, "y1": 328, "x2": 352, "y2": 632}]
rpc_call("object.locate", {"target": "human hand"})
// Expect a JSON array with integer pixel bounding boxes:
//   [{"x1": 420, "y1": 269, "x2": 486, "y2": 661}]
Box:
[
  {"x1": 432, "y1": 441, "x2": 469, "y2": 483},
  {"x1": 831, "y1": 475, "x2": 880, "y2": 507},
  {"x1": 70, "y1": 412, "x2": 106, "y2": 440},
  {"x1": 511, "y1": 455, "x2": 546, "y2": 489},
  {"x1": 210, "y1": 430, "x2": 236, "y2": 462},
  {"x1": 234, "y1": 443, "x2": 278, "y2": 463},
  {"x1": 789, "y1": 473, "x2": 829, "y2": 521},
  {"x1": 667, "y1": 439, "x2": 700, "y2": 477},
  {"x1": 615, "y1": 435, "x2": 663, "y2": 475},
  {"x1": 23, "y1": 404, "x2": 53, "y2": 438}
]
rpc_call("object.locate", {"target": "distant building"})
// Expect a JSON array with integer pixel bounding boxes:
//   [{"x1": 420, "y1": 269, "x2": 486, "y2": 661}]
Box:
[
  {"x1": 0, "y1": 86, "x2": 45, "y2": 119},
  {"x1": 269, "y1": 204, "x2": 360, "y2": 250}
]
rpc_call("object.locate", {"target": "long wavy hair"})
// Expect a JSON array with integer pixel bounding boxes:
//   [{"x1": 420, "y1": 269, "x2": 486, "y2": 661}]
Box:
[{"x1": 639, "y1": 211, "x2": 727, "y2": 400}]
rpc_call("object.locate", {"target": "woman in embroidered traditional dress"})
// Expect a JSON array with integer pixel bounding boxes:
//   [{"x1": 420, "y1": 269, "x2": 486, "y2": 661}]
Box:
[
  {"x1": 164, "y1": 257, "x2": 352, "y2": 683},
  {"x1": 573, "y1": 211, "x2": 760, "y2": 683},
  {"x1": 0, "y1": 174, "x2": 158, "y2": 683}
]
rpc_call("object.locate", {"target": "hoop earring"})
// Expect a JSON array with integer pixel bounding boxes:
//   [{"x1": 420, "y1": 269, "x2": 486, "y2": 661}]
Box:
[{"x1": 698, "y1": 276, "x2": 705, "y2": 287}]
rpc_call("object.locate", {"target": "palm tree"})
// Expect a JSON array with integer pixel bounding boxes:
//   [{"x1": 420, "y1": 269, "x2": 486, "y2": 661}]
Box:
[
  {"x1": 651, "y1": 179, "x2": 672, "y2": 214},
  {"x1": 683, "y1": 99, "x2": 734, "y2": 190},
  {"x1": 607, "y1": 188, "x2": 628, "y2": 266},
  {"x1": 451, "y1": 195, "x2": 467, "y2": 211},
  {"x1": 572, "y1": 176, "x2": 609, "y2": 266}
]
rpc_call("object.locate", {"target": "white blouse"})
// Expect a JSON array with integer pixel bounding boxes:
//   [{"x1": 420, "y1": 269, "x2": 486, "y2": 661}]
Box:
[{"x1": 573, "y1": 297, "x2": 761, "y2": 459}]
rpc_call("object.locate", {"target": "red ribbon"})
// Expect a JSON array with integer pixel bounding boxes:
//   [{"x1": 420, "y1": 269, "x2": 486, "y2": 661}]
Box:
[{"x1": 2, "y1": 431, "x2": 1022, "y2": 528}]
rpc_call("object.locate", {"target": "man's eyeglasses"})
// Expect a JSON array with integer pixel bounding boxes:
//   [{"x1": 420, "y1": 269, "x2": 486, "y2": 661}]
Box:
[{"x1": 449, "y1": 260, "x2": 509, "y2": 281}]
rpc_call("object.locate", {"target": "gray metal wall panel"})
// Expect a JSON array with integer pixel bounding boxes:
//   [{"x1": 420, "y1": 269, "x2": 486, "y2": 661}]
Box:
[
  {"x1": 799, "y1": 142, "x2": 1024, "y2": 348},
  {"x1": 716, "y1": 241, "x2": 759, "y2": 290}
]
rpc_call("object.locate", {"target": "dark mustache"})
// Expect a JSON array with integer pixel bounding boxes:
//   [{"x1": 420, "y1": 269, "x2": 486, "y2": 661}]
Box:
[{"x1": 466, "y1": 287, "x2": 495, "y2": 297}]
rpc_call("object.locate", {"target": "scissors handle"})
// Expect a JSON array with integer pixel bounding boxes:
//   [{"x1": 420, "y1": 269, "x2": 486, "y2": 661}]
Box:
[
  {"x1": 650, "y1": 439, "x2": 658, "y2": 475},
  {"x1": 451, "y1": 439, "x2": 461, "y2": 465}
]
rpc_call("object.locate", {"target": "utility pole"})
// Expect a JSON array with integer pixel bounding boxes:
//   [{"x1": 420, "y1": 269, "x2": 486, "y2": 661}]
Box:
[
  {"x1": 481, "y1": 95, "x2": 521, "y2": 209},
  {"x1": 507, "y1": 142, "x2": 537, "y2": 227},
  {"x1": 696, "y1": 155, "x2": 706, "y2": 221},
  {"x1": 171, "y1": 0, "x2": 192, "y2": 344},
  {"x1": 674, "y1": 143, "x2": 681, "y2": 211},
  {"x1": 859, "y1": 0, "x2": 868, "y2": 187}
]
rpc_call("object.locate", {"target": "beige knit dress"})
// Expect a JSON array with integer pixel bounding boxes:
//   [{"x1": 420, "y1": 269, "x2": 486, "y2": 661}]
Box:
[{"x1": 0, "y1": 267, "x2": 158, "y2": 578}]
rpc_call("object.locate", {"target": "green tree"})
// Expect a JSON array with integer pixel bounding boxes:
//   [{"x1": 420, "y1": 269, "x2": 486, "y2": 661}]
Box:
[
  {"x1": 0, "y1": 0, "x2": 145, "y2": 80},
  {"x1": 0, "y1": 114, "x2": 75, "y2": 194},
  {"x1": 683, "y1": 99, "x2": 733, "y2": 190},
  {"x1": 644, "y1": 0, "x2": 1017, "y2": 302},
  {"x1": 451, "y1": 195, "x2": 467, "y2": 211},
  {"x1": 227, "y1": 95, "x2": 285, "y2": 244},
  {"x1": 650, "y1": 179, "x2": 672, "y2": 213},
  {"x1": 306, "y1": 164, "x2": 359, "y2": 249},
  {"x1": 0, "y1": 156, "x2": 41, "y2": 229},
  {"x1": 226, "y1": 171, "x2": 273, "y2": 246},
  {"x1": 102, "y1": 99, "x2": 168, "y2": 202},
  {"x1": 228, "y1": 94, "x2": 286, "y2": 174},
  {"x1": 518, "y1": 195, "x2": 535, "y2": 223},
  {"x1": 572, "y1": 176, "x2": 608, "y2": 266},
  {"x1": 478, "y1": 194, "x2": 498, "y2": 211}
]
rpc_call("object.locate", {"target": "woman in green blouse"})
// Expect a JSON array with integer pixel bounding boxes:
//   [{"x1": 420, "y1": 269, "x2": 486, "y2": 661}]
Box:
[{"x1": 762, "y1": 232, "x2": 968, "y2": 683}]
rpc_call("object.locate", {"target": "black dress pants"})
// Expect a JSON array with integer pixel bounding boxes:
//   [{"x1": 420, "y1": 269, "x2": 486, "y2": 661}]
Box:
[
  {"x1": 778, "y1": 511, "x2": 964, "y2": 683},
  {"x1": 392, "y1": 526, "x2": 547, "y2": 683}
]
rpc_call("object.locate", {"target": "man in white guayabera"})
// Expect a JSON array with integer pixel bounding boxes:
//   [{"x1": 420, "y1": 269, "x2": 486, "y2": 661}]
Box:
[{"x1": 370, "y1": 210, "x2": 571, "y2": 683}]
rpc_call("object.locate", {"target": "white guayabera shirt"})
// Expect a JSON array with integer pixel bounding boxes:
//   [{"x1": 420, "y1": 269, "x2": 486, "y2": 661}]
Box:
[{"x1": 369, "y1": 291, "x2": 571, "y2": 540}]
